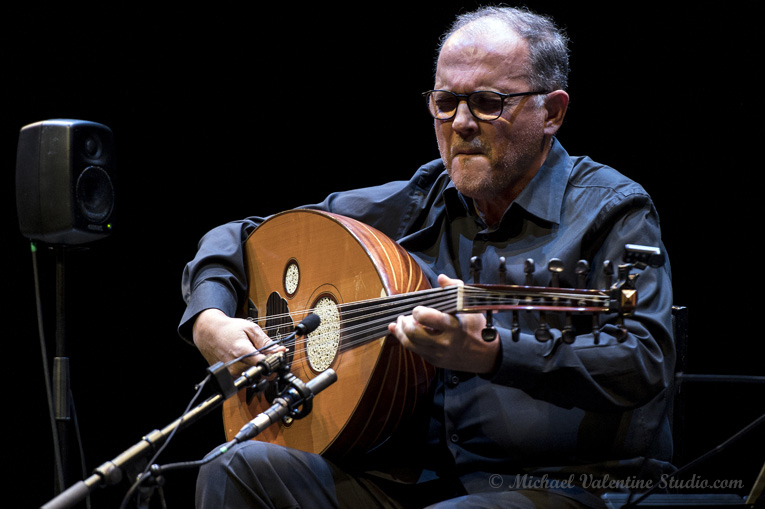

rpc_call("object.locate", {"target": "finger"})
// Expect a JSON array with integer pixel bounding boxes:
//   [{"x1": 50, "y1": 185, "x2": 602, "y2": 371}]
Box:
[
  {"x1": 398, "y1": 314, "x2": 418, "y2": 340},
  {"x1": 437, "y1": 273, "x2": 464, "y2": 288},
  {"x1": 412, "y1": 306, "x2": 458, "y2": 334},
  {"x1": 241, "y1": 320, "x2": 277, "y2": 350},
  {"x1": 389, "y1": 315, "x2": 412, "y2": 348}
]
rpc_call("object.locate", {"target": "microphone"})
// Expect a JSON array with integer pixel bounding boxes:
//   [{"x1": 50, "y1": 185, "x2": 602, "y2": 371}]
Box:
[
  {"x1": 260, "y1": 313, "x2": 321, "y2": 352},
  {"x1": 295, "y1": 312, "x2": 321, "y2": 336},
  {"x1": 233, "y1": 368, "x2": 338, "y2": 443}
]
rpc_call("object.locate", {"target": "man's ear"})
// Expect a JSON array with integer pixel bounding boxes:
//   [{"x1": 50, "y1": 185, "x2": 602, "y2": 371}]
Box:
[{"x1": 543, "y1": 90, "x2": 569, "y2": 136}]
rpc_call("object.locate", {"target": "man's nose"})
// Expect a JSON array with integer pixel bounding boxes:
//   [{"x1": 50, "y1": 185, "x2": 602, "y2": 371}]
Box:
[{"x1": 451, "y1": 100, "x2": 479, "y2": 134}]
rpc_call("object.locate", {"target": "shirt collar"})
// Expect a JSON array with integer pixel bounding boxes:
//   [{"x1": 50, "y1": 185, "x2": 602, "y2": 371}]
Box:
[
  {"x1": 443, "y1": 180, "x2": 470, "y2": 221},
  {"x1": 512, "y1": 138, "x2": 571, "y2": 225},
  {"x1": 442, "y1": 138, "x2": 572, "y2": 227}
]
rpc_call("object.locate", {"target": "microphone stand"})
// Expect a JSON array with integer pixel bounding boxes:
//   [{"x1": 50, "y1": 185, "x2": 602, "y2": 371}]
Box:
[
  {"x1": 155, "y1": 366, "x2": 339, "y2": 478},
  {"x1": 226, "y1": 368, "x2": 336, "y2": 448},
  {"x1": 40, "y1": 351, "x2": 324, "y2": 509}
]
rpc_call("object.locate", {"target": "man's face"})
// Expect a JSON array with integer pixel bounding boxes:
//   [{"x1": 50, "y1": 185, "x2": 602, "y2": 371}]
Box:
[{"x1": 434, "y1": 26, "x2": 549, "y2": 205}]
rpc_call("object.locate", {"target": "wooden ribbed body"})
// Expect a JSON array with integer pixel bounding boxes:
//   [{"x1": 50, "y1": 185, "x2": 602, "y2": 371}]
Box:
[{"x1": 221, "y1": 209, "x2": 435, "y2": 458}]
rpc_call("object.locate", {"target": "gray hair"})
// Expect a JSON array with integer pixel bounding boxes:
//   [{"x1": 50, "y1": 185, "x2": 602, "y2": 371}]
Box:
[{"x1": 436, "y1": 6, "x2": 570, "y2": 92}]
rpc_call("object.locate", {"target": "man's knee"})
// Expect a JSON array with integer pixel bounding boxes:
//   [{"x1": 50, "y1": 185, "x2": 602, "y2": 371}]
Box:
[
  {"x1": 197, "y1": 441, "x2": 339, "y2": 508},
  {"x1": 200, "y1": 441, "x2": 312, "y2": 484}
]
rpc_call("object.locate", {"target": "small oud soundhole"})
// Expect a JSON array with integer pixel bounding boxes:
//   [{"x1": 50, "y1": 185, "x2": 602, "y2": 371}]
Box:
[
  {"x1": 284, "y1": 260, "x2": 300, "y2": 297},
  {"x1": 306, "y1": 296, "x2": 340, "y2": 372}
]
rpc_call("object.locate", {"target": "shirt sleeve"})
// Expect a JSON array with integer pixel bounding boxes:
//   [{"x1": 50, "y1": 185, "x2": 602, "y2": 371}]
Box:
[
  {"x1": 485, "y1": 192, "x2": 675, "y2": 413},
  {"x1": 177, "y1": 160, "x2": 447, "y2": 342},
  {"x1": 178, "y1": 217, "x2": 263, "y2": 341}
]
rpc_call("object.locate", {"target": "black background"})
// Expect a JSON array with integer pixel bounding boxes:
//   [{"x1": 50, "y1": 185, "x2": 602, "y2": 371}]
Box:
[{"x1": 4, "y1": 3, "x2": 763, "y2": 507}]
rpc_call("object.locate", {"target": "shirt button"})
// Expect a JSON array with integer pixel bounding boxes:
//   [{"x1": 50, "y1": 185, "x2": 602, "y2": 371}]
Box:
[
  {"x1": 450, "y1": 434, "x2": 460, "y2": 443},
  {"x1": 449, "y1": 375, "x2": 460, "y2": 386}
]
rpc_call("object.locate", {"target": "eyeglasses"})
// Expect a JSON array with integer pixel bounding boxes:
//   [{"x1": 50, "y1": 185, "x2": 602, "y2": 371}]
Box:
[{"x1": 422, "y1": 89, "x2": 549, "y2": 121}]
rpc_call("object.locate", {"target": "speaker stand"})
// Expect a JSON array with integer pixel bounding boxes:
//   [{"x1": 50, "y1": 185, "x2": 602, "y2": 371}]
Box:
[{"x1": 52, "y1": 245, "x2": 76, "y2": 494}]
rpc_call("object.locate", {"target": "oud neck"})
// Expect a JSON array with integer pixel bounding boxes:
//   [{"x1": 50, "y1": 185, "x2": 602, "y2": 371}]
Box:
[
  {"x1": 339, "y1": 286, "x2": 461, "y2": 344},
  {"x1": 334, "y1": 283, "x2": 609, "y2": 348}
]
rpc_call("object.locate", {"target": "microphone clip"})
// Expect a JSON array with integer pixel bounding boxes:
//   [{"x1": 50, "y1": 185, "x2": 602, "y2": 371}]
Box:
[
  {"x1": 232, "y1": 368, "x2": 337, "y2": 443},
  {"x1": 196, "y1": 361, "x2": 238, "y2": 400},
  {"x1": 273, "y1": 372, "x2": 315, "y2": 421}
]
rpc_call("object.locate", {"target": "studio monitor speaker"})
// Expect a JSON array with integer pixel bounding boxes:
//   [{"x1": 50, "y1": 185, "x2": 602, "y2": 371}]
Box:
[{"x1": 16, "y1": 119, "x2": 116, "y2": 245}]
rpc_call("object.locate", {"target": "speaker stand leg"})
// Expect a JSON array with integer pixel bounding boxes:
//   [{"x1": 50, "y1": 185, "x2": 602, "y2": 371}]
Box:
[{"x1": 53, "y1": 246, "x2": 74, "y2": 493}]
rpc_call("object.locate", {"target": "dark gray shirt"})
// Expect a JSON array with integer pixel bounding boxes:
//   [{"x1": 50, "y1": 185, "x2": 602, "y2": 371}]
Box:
[{"x1": 180, "y1": 139, "x2": 675, "y2": 496}]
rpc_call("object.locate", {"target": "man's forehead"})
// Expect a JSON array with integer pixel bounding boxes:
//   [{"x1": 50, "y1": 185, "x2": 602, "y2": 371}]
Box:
[
  {"x1": 442, "y1": 18, "x2": 526, "y2": 55},
  {"x1": 437, "y1": 20, "x2": 529, "y2": 80}
]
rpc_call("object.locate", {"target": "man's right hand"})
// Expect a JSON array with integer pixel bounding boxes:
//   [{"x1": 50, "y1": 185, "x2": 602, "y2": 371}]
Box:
[{"x1": 192, "y1": 308, "x2": 279, "y2": 376}]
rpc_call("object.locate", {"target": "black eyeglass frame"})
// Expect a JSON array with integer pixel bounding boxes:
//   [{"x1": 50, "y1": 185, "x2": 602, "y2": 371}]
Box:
[{"x1": 422, "y1": 89, "x2": 549, "y2": 121}]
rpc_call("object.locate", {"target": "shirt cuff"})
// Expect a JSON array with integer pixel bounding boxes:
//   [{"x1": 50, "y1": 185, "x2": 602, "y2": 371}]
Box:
[
  {"x1": 481, "y1": 325, "x2": 560, "y2": 388},
  {"x1": 178, "y1": 280, "x2": 240, "y2": 342}
]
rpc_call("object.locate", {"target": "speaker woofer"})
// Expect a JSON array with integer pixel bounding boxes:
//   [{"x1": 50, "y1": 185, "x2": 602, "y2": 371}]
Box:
[{"x1": 76, "y1": 166, "x2": 114, "y2": 224}]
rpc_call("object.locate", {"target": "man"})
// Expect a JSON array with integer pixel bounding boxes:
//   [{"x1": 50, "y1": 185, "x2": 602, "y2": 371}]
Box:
[{"x1": 181, "y1": 6, "x2": 675, "y2": 508}]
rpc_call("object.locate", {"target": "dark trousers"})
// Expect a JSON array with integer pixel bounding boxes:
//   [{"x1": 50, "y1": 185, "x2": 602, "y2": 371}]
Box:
[{"x1": 195, "y1": 441, "x2": 604, "y2": 508}]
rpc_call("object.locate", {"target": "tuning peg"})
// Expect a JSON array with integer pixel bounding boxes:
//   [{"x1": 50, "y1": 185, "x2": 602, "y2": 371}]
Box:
[
  {"x1": 615, "y1": 316, "x2": 628, "y2": 342},
  {"x1": 534, "y1": 311, "x2": 552, "y2": 342},
  {"x1": 624, "y1": 244, "x2": 665, "y2": 269},
  {"x1": 574, "y1": 260, "x2": 590, "y2": 306},
  {"x1": 548, "y1": 258, "x2": 564, "y2": 287},
  {"x1": 590, "y1": 315, "x2": 600, "y2": 344},
  {"x1": 562, "y1": 314, "x2": 576, "y2": 344},
  {"x1": 482, "y1": 310, "x2": 497, "y2": 342},
  {"x1": 498, "y1": 256, "x2": 507, "y2": 285},
  {"x1": 576, "y1": 260, "x2": 589, "y2": 288},
  {"x1": 524, "y1": 259, "x2": 535, "y2": 286},
  {"x1": 603, "y1": 260, "x2": 614, "y2": 289},
  {"x1": 470, "y1": 256, "x2": 482, "y2": 284},
  {"x1": 511, "y1": 310, "x2": 520, "y2": 342}
]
